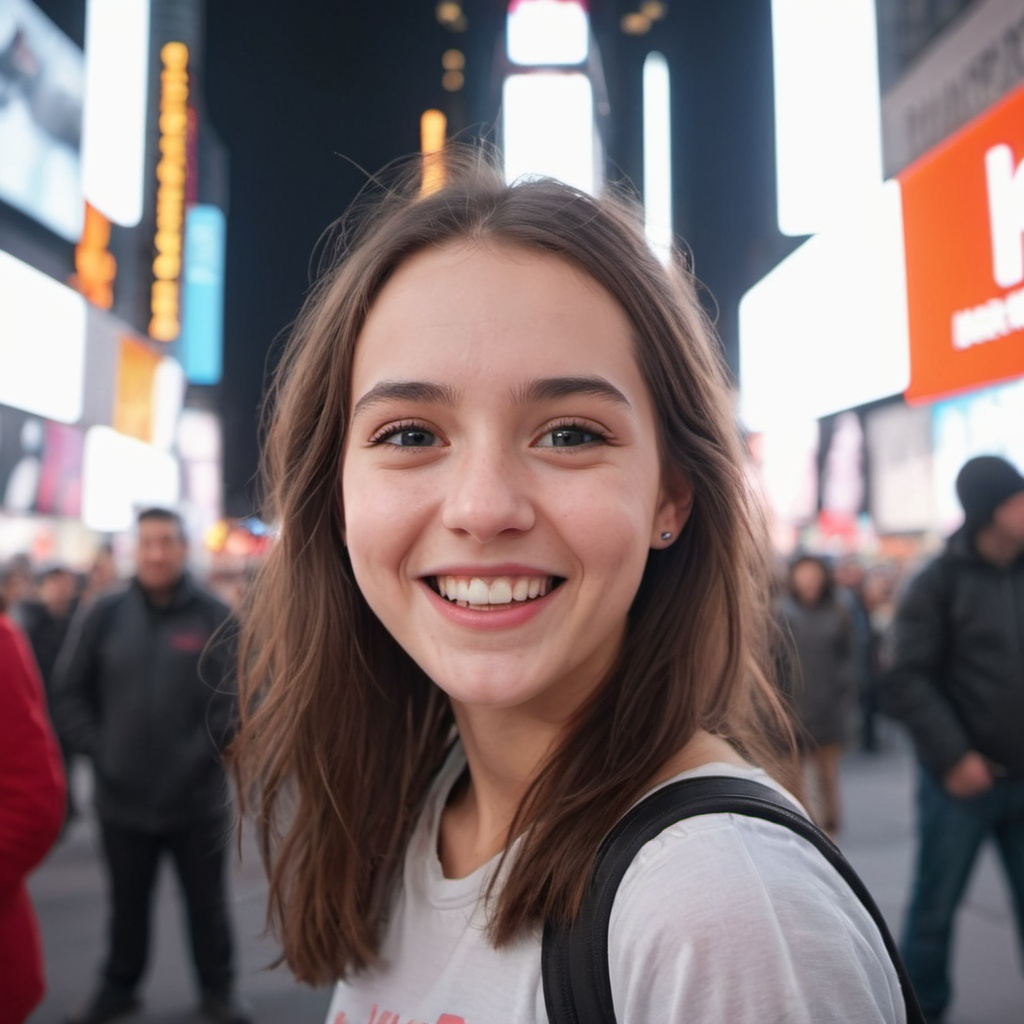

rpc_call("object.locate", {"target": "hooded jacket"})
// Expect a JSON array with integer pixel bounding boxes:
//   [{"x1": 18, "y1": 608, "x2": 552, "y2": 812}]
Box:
[
  {"x1": 883, "y1": 529, "x2": 1024, "y2": 780},
  {"x1": 52, "y1": 574, "x2": 237, "y2": 831}
]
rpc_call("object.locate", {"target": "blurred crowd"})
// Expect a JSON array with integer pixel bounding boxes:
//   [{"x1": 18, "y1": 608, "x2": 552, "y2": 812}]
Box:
[
  {"x1": 2, "y1": 536, "x2": 915, "y2": 848},
  {"x1": 1, "y1": 513, "x2": 254, "y2": 1024},
  {"x1": 2, "y1": 453, "x2": 1022, "y2": 1024},
  {"x1": 773, "y1": 550, "x2": 907, "y2": 837}
]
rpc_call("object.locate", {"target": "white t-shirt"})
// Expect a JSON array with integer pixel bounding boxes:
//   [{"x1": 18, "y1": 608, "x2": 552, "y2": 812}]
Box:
[{"x1": 325, "y1": 745, "x2": 905, "y2": 1024}]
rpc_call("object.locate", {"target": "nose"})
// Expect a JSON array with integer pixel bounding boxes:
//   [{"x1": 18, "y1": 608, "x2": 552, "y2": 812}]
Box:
[{"x1": 440, "y1": 444, "x2": 535, "y2": 543}]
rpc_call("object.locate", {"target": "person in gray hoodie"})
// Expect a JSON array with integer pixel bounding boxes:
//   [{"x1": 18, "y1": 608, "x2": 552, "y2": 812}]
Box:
[
  {"x1": 883, "y1": 455, "x2": 1024, "y2": 1024},
  {"x1": 778, "y1": 553, "x2": 856, "y2": 837}
]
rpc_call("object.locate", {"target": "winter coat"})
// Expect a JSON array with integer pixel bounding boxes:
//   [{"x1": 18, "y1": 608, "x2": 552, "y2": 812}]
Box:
[
  {"x1": 19, "y1": 598, "x2": 77, "y2": 693},
  {"x1": 882, "y1": 530, "x2": 1024, "y2": 780},
  {"x1": 0, "y1": 616, "x2": 65, "y2": 1024},
  {"x1": 52, "y1": 575, "x2": 237, "y2": 831},
  {"x1": 778, "y1": 596, "x2": 857, "y2": 748}
]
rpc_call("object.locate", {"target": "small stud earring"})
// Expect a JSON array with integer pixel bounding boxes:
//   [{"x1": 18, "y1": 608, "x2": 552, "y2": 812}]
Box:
[{"x1": 660, "y1": 531, "x2": 672, "y2": 541}]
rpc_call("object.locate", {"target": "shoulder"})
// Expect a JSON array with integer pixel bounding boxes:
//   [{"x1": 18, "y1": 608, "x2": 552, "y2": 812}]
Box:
[
  {"x1": 92, "y1": 586, "x2": 131, "y2": 614},
  {"x1": 607, "y1": 791, "x2": 903, "y2": 1021},
  {"x1": 897, "y1": 555, "x2": 951, "y2": 608},
  {"x1": 0, "y1": 614, "x2": 28, "y2": 660},
  {"x1": 0, "y1": 615, "x2": 42, "y2": 699},
  {"x1": 14, "y1": 599, "x2": 45, "y2": 629},
  {"x1": 80, "y1": 587, "x2": 132, "y2": 629}
]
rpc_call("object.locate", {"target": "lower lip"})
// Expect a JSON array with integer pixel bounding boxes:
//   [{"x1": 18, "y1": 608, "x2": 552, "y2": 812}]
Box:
[{"x1": 422, "y1": 581, "x2": 559, "y2": 630}]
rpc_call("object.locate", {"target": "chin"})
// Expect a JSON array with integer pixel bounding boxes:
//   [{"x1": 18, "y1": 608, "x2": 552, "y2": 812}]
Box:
[{"x1": 428, "y1": 662, "x2": 547, "y2": 710}]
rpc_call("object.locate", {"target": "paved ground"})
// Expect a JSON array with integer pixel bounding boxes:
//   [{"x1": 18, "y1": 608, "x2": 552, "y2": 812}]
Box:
[{"x1": 26, "y1": 729, "x2": 1024, "y2": 1024}]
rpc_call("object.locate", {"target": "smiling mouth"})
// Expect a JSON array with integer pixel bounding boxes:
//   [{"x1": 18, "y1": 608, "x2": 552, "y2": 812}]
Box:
[{"x1": 427, "y1": 575, "x2": 565, "y2": 609}]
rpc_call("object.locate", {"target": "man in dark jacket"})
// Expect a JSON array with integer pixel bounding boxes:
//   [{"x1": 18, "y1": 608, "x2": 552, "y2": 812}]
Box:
[
  {"x1": 54, "y1": 508, "x2": 250, "y2": 1024},
  {"x1": 883, "y1": 455, "x2": 1024, "y2": 1023}
]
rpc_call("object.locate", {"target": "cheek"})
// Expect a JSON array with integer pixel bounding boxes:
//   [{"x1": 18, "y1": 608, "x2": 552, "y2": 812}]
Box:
[
  {"x1": 553, "y1": 469, "x2": 660, "y2": 561},
  {"x1": 341, "y1": 462, "x2": 430, "y2": 571}
]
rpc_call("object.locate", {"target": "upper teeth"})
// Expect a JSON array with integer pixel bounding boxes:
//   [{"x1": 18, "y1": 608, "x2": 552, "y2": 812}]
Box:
[{"x1": 435, "y1": 575, "x2": 552, "y2": 606}]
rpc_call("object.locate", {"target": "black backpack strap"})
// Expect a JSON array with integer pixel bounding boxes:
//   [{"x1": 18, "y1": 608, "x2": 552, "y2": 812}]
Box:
[{"x1": 542, "y1": 775, "x2": 925, "y2": 1024}]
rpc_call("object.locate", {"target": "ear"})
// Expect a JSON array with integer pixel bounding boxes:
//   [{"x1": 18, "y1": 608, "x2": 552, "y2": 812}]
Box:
[{"x1": 652, "y1": 471, "x2": 694, "y2": 548}]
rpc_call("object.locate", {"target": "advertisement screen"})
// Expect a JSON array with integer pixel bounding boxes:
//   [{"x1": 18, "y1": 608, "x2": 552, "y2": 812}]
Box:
[
  {"x1": 0, "y1": 404, "x2": 83, "y2": 517},
  {"x1": 0, "y1": 0, "x2": 83, "y2": 240},
  {"x1": 899, "y1": 84, "x2": 1024, "y2": 403}
]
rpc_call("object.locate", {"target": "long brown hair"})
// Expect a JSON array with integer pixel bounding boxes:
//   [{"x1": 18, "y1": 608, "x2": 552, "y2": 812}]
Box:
[{"x1": 230, "y1": 148, "x2": 796, "y2": 984}]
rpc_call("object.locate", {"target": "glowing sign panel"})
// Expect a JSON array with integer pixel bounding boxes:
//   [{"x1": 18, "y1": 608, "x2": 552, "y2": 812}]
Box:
[
  {"x1": 899, "y1": 83, "x2": 1024, "y2": 403},
  {"x1": 149, "y1": 41, "x2": 189, "y2": 343}
]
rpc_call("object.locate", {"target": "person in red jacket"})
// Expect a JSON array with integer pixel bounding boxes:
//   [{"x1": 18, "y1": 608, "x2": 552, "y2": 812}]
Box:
[{"x1": 0, "y1": 586, "x2": 66, "y2": 1023}]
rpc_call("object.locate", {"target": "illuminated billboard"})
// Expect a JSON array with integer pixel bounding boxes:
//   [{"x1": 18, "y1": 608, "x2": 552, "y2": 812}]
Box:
[{"x1": 0, "y1": 0, "x2": 84, "y2": 240}]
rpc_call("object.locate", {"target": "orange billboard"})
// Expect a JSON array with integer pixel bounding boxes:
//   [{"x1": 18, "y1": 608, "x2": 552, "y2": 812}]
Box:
[
  {"x1": 899, "y1": 84, "x2": 1024, "y2": 404},
  {"x1": 113, "y1": 335, "x2": 160, "y2": 444}
]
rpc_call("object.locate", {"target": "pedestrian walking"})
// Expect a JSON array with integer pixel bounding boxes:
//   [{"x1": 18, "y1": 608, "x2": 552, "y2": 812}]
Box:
[
  {"x1": 1, "y1": 581, "x2": 66, "y2": 1023},
  {"x1": 836, "y1": 553, "x2": 880, "y2": 752},
  {"x1": 778, "y1": 554, "x2": 857, "y2": 836},
  {"x1": 883, "y1": 454, "x2": 1024, "y2": 1024},
  {"x1": 53, "y1": 508, "x2": 250, "y2": 1024},
  {"x1": 19, "y1": 564, "x2": 79, "y2": 825},
  {"x1": 229, "y1": 151, "x2": 916, "y2": 1022}
]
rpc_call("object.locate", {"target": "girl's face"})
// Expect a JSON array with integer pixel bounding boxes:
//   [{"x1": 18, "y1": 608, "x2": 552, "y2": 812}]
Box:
[{"x1": 342, "y1": 241, "x2": 690, "y2": 720}]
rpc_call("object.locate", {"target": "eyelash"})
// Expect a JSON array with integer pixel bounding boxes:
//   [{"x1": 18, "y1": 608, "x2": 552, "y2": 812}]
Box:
[
  {"x1": 366, "y1": 418, "x2": 611, "y2": 448},
  {"x1": 368, "y1": 420, "x2": 436, "y2": 446},
  {"x1": 541, "y1": 418, "x2": 610, "y2": 447}
]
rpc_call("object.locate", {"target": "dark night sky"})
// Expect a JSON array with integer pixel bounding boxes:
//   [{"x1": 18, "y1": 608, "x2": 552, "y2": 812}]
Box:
[{"x1": 204, "y1": 1, "x2": 789, "y2": 515}]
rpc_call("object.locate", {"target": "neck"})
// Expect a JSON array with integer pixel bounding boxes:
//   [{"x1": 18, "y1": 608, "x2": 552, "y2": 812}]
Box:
[
  {"x1": 438, "y1": 701, "x2": 749, "y2": 879},
  {"x1": 142, "y1": 578, "x2": 181, "y2": 607},
  {"x1": 974, "y1": 527, "x2": 1022, "y2": 567},
  {"x1": 438, "y1": 706, "x2": 559, "y2": 877}
]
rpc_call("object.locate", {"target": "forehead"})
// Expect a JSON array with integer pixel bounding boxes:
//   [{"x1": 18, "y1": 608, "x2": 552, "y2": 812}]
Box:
[
  {"x1": 998, "y1": 490, "x2": 1024, "y2": 513},
  {"x1": 793, "y1": 560, "x2": 825, "y2": 577},
  {"x1": 352, "y1": 241, "x2": 643, "y2": 396},
  {"x1": 138, "y1": 519, "x2": 183, "y2": 541}
]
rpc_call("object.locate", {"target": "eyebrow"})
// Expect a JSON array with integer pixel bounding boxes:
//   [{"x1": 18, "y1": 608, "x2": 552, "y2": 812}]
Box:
[
  {"x1": 352, "y1": 380, "x2": 459, "y2": 417},
  {"x1": 515, "y1": 375, "x2": 632, "y2": 408},
  {"x1": 351, "y1": 374, "x2": 631, "y2": 417}
]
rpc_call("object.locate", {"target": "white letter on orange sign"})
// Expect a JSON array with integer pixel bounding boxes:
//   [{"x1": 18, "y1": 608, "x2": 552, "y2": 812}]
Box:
[{"x1": 986, "y1": 144, "x2": 1024, "y2": 289}]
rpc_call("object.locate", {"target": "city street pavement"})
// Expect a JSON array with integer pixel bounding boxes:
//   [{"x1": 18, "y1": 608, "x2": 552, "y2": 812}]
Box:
[{"x1": 26, "y1": 729, "x2": 1024, "y2": 1024}]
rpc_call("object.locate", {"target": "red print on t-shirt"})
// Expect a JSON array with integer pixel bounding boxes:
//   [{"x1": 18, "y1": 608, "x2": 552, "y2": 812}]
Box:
[{"x1": 331, "y1": 1008, "x2": 467, "y2": 1024}]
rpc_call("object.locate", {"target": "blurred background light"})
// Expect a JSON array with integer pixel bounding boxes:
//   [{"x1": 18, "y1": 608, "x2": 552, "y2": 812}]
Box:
[
  {"x1": 442, "y1": 48, "x2": 465, "y2": 71},
  {"x1": 0, "y1": 250, "x2": 86, "y2": 424},
  {"x1": 739, "y1": 179, "x2": 909, "y2": 429},
  {"x1": 435, "y1": 1, "x2": 467, "y2": 32},
  {"x1": 442, "y1": 70, "x2": 464, "y2": 91},
  {"x1": 81, "y1": 425, "x2": 179, "y2": 533},
  {"x1": 152, "y1": 356, "x2": 186, "y2": 452},
  {"x1": 180, "y1": 204, "x2": 226, "y2": 385},
  {"x1": 771, "y1": 0, "x2": 882, "y2": 237},
  {"x1": 81, "y1": 0, "x2": 150, "y2": 226},
  {"x1": 507, "y1": 0, "x2": 589, "y2": 66},
  {"x1": 502, "y1": 72, "x2": 596, "y2": 194},
  {"x1": 420, "y1": 108, "x2": 448, "y2": 195},
  {"x1": 643, "y1": 51, "x2": 672, "y2": 264},
  {"x1": 620, "y1": 12, "x2": 651, "y2": 36}
]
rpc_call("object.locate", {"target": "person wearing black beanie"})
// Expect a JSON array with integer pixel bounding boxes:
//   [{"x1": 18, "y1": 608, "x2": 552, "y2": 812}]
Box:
[
  {"x1": 882, "y1": 454, "x2": 1024, "y2": 1023},
  {"x1": 955, "y1": 455, "x2": 1024, "y2": 552}
]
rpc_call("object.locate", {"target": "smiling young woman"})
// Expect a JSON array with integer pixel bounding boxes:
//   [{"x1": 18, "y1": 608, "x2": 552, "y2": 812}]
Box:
[{"x1": 229, "y1": 148, "x2": 908, "y2": 1022}]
